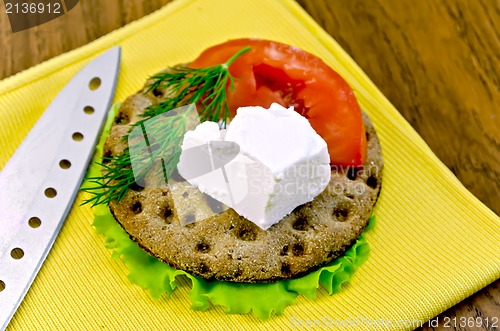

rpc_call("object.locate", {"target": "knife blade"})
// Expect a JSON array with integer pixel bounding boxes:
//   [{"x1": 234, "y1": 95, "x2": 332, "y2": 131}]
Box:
[{"x1": 0, "y1": 46, "x2": 121, "y2": 330}]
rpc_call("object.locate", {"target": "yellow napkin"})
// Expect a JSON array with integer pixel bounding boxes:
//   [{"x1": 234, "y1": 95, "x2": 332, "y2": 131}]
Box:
[{"x1": 1, "y1": 0, "x2": 499, "y2": 330}]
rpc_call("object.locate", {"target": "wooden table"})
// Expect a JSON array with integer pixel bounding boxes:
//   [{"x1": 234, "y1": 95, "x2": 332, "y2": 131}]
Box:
[{"x1": 0, "y1": 0, "x2": 498, "y2": 329}]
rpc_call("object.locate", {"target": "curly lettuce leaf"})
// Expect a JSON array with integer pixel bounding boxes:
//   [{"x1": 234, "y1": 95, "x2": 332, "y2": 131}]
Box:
[
  {"x1": 92, "y1": 203, "x2": 373, "y2": 319},
  {"x1": 85, "y1": 104, "x2": 374, "y2": 320}
]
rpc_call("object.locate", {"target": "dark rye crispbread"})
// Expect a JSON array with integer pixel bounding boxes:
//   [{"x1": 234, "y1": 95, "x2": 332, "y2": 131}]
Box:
[{"x1": 103, "y1": 75, "x2": 383, "y2": 283}]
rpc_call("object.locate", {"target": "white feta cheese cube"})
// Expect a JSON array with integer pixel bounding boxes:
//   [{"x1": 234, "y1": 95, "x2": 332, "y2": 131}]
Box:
[{"x1": 177, "y1": 103, "x2": 331, "y2": 230}]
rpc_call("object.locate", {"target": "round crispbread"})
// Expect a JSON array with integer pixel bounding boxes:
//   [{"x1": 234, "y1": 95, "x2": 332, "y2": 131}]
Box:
[{"x1": 103, "y1": 73, "x2": 383, "y2": 283}]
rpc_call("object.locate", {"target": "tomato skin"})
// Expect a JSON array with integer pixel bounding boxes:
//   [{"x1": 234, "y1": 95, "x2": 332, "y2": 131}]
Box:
[{"x1": 191, "y1": 39, "x2": 367, "y2": 166}]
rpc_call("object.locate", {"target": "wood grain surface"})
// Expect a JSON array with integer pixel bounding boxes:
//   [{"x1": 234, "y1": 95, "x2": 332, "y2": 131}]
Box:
[{"x1": 0, "y1": 0, "x2": 498, "y2": 329}]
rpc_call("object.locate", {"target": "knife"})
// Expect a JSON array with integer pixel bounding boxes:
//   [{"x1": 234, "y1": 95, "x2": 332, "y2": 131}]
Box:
[{"x1": 0, "y1": 47, "x2": 121, "y2": 330}]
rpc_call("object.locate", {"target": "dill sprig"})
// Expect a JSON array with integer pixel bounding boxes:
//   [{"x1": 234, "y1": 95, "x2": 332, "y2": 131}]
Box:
[{"x1": 82, "y1": 46, "x2": 251, "y2": 207}]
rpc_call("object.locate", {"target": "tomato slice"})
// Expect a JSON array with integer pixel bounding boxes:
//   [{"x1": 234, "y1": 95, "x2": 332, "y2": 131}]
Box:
[{"x1": 191, "y1": 39, "x2": 367, "y2": 166}]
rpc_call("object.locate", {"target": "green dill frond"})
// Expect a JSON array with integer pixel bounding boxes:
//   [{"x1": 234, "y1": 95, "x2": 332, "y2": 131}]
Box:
[{"x1": 82, "y1": 46, "x2": 251, "y2": 207}]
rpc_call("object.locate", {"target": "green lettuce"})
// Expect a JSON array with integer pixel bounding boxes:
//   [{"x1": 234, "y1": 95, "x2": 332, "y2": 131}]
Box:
[{"x1": 84, "y1": 104, "x2": 374, "y2": 319}]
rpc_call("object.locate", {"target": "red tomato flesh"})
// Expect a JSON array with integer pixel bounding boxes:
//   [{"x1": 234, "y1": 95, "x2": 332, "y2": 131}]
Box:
[{"x1": 191, "y1": 39, "x2": 367, "y2": 166}]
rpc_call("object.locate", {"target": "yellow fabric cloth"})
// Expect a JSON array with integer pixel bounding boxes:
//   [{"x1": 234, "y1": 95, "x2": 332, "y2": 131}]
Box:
[{"x1": 1, "y1": 0, "x2": 499, "y2": 329}]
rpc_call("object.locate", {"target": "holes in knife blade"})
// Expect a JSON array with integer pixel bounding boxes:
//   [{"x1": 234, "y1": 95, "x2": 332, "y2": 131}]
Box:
[
  {"x1": 72, "y1": 132, "x2": 84, "y2": 141},
  {"x1": 84, "y1": 106, "x2": 95, "y2": 115},
  {"x1": 11, "y1": 248, "x2": 24, "y2": 260},
  {"x1": 89, "y1": 77, "x2": 101, "y2": 91},
  {"x1": 28, "y1": 217, "x2": 42, "y2": 228},
  {"x1": 59, "y1": 159, "x2": 71, "y2": 169},
  {"x1": 44, "y1": 188, "x2": 57, "y2": 198},
  {"x1": 0, "y1": 280, "x2": 5, "y2": 292}
]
